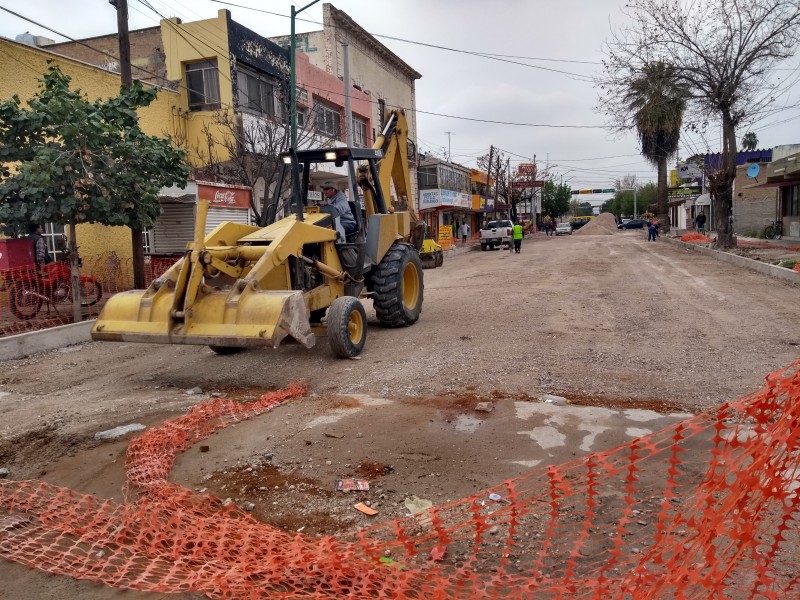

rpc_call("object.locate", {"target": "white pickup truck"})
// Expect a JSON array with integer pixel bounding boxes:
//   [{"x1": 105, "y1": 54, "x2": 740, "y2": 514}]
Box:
[{"x1": 480, "y1": 219, "x2": 513, "y2": 251}]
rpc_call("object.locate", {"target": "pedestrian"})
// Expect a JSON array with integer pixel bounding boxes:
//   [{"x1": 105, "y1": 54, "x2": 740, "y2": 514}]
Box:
[
  {"x1": 512, "y1": 219, "x2": 523, "y2": 253},
  {"x1": 647, "y1": 219, "x2": 658, "y2": 242},
  {"x1": 321, "y1": 181, "x2": 357, "y2": 236},
  {"x1": 451, "y1": 221, "x2": 457, "y2": 243},
  {"x1": 27, "y1": 223, "x2": 52, "y2": 265},
  {"x1": 460, "y1": 221, "x2": 470, "y2": 245},
  {"x1": 695, "y1": 211, "x2": 706, "y2": 234}
]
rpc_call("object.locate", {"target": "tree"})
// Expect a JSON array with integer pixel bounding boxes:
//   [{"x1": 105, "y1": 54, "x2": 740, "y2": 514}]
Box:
[
  {"x1": 741, "y1": 132, "x2": 759, "y2": 152},
  {"x1": 541, "y1": 179, "x2": 571, "y2": 219},
  {"x1": 184, "y1": 101, "x2": 323, "y2": 225},
  {"x1": 0, "y1": 66, "x2": 189, "y2": 319},
  {"x1": 604, "y1": 0, "x2": 800, "y2": 248},
  {"x1": 623, "y1": 61, "x2": 687, "y2": 233}
]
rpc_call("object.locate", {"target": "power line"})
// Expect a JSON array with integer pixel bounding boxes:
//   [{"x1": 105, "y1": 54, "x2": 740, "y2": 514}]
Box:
[{"x1": 207, "y1": 0, "x2": 596, "y2": 82}]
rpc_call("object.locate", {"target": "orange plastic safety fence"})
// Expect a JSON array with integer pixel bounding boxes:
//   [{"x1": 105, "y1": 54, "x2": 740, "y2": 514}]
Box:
[
  {"x1": 0, "y1": 253, "x2": 179, "y2": 338},
  {"x1": 680, "y1": 232, "x2": 714, "y2": 243},
  {"x1": 1, "y1": 364, "x2": 799, "y2": 598}
]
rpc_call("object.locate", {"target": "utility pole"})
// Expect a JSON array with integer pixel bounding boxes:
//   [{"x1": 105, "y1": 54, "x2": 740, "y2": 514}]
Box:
[
  {"x1": 444, "y1": 131, "x2": 453, "y2": 162},
  {"x1": 485, "y1": 145, "x2": 494, "y2": 221},
  {"x1": 110, "y1": 0, "x2": 145, "y2": 289}
]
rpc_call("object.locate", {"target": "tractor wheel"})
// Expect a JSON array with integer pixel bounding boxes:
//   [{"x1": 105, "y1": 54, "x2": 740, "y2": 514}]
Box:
[
  {"x1": 370, "y1": 242, "x2": 423, "y2": 327},
  {"x1": 434, "y1": 250, "x2": 444, "y2": 267},
  {"x1": 209, "y1": 346, "x2": 246, "y2": 355},
  {"x1": 327, "y1": 296, "x2": 367, "y2": 358}
]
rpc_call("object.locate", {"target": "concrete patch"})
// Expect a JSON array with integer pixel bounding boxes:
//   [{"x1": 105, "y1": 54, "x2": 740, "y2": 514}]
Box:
[
  {"x1": 520, "y1": 426, "x2": 566, "y2": 450},
  {"x1": 305, "y1": 408, "x2": 361, "y2": 429},
  {"x1": 623, "y1": 409, "x2": 664, "y2": 422},
  {"x1": 579, "y1": 424, "x2": 610, "y2": 452},
  {"x1": 625, "y1": 427, "x2": 652, "y2": 438}
]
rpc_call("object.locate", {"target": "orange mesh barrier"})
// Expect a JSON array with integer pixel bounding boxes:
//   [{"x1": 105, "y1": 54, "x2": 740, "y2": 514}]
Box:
[
  {"x1": 0, "y1": 253, "x2": 179, "y2": 338},
  {"x1": 1, "y1": 364, "x2": 799, "y2": 598},
  {"x1": 680, "y1": 232, "x2": 714, "y2": 243}
]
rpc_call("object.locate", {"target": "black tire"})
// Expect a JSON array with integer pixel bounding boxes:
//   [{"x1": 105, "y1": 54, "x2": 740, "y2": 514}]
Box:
[
  {"x1": 370, "y1": 242, "x2": 423, "y2": 327},
  {"x1": 10, "y1": 284, "x2": 43, "y2": 320},
  {"x1": 481, "y1": 243, "x2": 487, "y2": 251},
  {"x1": 209, "y1": 346, "x2": 246, "y2": 355},
  {"x1": 435, "y1": 251, "x2": 444, "y2": 267},
  {"x1": 775, "y1": 225, "x2": 783, "y2": 240},
  {"x1": 765, "y1": 225, "x2": 776, "y2": 239},
  {"x1": 77, "y1": 280, "x2": 102, "y2": 307},
  {"x1": 327, "y1": 296, "x2": 367, "y2": 358}
]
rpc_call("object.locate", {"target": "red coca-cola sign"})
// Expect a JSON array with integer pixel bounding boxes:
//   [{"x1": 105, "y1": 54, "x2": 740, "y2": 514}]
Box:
[{"x1": 197, "y1": 182, "x2": 251, "y2": 209}]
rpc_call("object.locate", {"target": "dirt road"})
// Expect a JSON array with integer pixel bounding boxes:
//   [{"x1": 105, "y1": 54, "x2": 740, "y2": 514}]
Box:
[{"x1": 1, "y1": 230, "x2": 798, "y2": 598}]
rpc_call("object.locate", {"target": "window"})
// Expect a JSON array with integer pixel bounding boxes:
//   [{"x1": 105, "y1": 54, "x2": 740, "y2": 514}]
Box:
[
  {"x1": 418, "y1": 166, "x2": 438, "y2": 188},
  {"x1": 297, "y1": 107, "x2": 308, "y2": 128},
  {"x1": 186, "y1": 61, "x2": 220, "y2": 111},
  {"x1": 237, "y1": 67, "x2": 278, "y2": 116},
  {"x1": 352, "y1": 115, "x2": 367, "y2": 147},
  {"x1": 313, "y1": 100, "x2": 341, "y2": 139},
  {"x1": 782, "y1": 184, "x2": 800, "y2": 217}
]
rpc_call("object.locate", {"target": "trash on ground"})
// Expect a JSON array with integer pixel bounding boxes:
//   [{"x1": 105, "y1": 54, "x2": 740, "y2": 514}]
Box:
[
  {"x1": 474, "y1": 401, "x2": 494, "y2": 413},
  {"x1": 336, "y1": 479, "x2": 370, "y2": 492},
  {"x1": 489, "y1": 492, "x2": 512, "y2": 504},
  {"x1": 542, "y1": 394, "x2": 568, "y2": 405},
  {"x1": 354, "y1": 502, "x2": 378, "y2": 516},
  {"x1": 430, "y1": 545, "x2": 447, "y2": 561},
  {"x1": 378, "y1": 556, "x2": 404, "y2": 569},
  {"x1": 404, "y1": 495, "x2": 433, "y2": 514},
  {"x1": 94, "y1": 423, "x2": 147, "y2": 440},
  {"x1": 324, "y1": 432, "x2": 344, "y2": 439}
]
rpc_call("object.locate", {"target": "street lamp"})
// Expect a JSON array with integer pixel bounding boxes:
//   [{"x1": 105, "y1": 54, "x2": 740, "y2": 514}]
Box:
[{"x1": 289, "y1": 0, "x2": 321, "y2": 151}]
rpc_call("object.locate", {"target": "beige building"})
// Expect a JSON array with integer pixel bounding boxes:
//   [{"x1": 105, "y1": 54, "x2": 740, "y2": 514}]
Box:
[{"x1": 270, "y1": 3, "x2": 422, "y2": 205}]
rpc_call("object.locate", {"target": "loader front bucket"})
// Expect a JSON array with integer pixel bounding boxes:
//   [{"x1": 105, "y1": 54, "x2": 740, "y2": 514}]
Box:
[{"x1": 92, "y1": 288, "x2": 315, "y2": 350}]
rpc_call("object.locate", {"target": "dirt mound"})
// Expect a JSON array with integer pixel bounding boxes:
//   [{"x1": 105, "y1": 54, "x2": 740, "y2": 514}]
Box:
[{"x1": 574, "y1": 212, "x2": 618, "y2": 235}]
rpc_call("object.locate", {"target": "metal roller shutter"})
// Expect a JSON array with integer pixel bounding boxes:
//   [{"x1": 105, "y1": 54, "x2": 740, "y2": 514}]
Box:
[
  {"x1": 152, "y1": 202, "x2": 195, "y2": 254},
  {"x1": 205, "y1": 207, "x2": 252, "y2": 234}
]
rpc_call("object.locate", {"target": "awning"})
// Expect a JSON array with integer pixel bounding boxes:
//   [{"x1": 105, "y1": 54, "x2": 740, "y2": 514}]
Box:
[{"x1": 695, "y1": 193, "x2": 711, "y2": 206}]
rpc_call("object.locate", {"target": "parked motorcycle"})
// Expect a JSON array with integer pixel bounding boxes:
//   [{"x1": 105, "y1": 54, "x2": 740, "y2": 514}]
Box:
[{"x1": 8, "y1": 252, "x2": 102, "y2": 320}]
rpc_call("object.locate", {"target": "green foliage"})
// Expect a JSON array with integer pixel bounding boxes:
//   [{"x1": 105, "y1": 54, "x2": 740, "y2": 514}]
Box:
[
  {"x1": 0, "y1": 65, "x2": 189, "y2": 231},
  {"x1": 780, "y1": 260, "x2": 796, "y2": 269},
  {"x1": 541, "y1": 179, "x2": 572, "y2": 218},
  {"x1": 741, "y1": 132, "x2": 758, "y2": 152},
  {"x1": 608, "y1": 182, "x2": 657, "y2": 217}
]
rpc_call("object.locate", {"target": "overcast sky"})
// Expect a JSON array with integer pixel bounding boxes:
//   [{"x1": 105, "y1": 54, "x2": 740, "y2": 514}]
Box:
[{"x1": 2, "y1": 0, "x2": 800, "y2": 196}]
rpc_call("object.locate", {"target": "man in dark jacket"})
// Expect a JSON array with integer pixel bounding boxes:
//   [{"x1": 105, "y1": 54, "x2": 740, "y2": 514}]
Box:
[{"x1": 27, "y1": 223, "x2": 52, "y2": 265}]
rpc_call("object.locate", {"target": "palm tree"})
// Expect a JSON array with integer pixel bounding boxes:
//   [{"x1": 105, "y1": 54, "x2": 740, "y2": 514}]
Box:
[
  {"x1": 741, "y1": 132, "x2": 758, "y2": 152},
  {"x1": 625, "y1": 62, "x2": 688, "y2": 233}
]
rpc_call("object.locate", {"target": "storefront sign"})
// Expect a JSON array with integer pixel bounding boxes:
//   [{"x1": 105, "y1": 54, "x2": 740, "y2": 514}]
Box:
[
  {"x1": 198, "y1": 183, "x2": 252, "y2": 209},
  {"x1": 518, "y1": 163, "x2": 537, "y2": 176},
  {"x1": 420, "y1": 189, "x2": 471, "y2": 208},
  {"x1": 438, "y1": 226, "x2": 453, "y2": 249}
]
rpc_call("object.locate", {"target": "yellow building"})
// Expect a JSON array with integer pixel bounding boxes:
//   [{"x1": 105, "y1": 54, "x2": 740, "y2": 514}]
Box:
[{"x1": 0, "y1": 36, "x2": 180, "y2": 261}]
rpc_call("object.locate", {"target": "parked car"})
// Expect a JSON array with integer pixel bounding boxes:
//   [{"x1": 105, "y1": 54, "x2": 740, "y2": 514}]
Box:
[
  {"x1": 480, "y1": 219, "x2": 513, "y2": 250},
  {"x1": 618, "y1": 219, "x2": 648, "y2": 229},
  {"x1": 555, "y1": 222, "x2": 573, "y2": 236}
]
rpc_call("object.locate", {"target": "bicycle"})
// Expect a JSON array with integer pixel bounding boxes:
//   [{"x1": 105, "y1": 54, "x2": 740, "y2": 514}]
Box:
[{"x1": 764, "y1": 220, "x2": 783, "y2": 240}]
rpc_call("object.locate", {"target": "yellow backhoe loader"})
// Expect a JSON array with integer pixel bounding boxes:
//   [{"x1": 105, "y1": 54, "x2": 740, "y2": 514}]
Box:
[{"x1": 92, "y1": 110, "x2": 426, "y2": 358}]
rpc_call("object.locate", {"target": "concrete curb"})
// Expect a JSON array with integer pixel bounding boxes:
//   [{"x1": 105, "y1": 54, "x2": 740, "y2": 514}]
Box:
[
  {"x1": 664, "y1": 237, "x2": 800, "y2": 285},
  {"x1": 0, "y1": 320, "x2": 95, "y2": 361}
]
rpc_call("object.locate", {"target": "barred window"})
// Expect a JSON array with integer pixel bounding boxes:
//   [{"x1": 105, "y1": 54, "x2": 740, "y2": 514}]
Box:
[
  {"x1": 313, "y1": 100, "x2": 341, "y2": 139},
  {"x1": 352, "y1": 115, "x2": 367, "y2": 147},
  {"x1": 237, "y1": 68, "x2": 278, "y2": 117}
]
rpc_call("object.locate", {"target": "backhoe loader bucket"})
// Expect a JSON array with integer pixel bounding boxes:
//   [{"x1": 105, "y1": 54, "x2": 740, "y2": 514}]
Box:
[{"x1": 92, "y1": 287, "x2": 315, "y2": 350}]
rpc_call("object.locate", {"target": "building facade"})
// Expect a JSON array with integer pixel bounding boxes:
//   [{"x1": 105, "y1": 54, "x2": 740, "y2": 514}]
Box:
[{"x1": 417, "y1": 158, "x2": 473, "y2": 241}]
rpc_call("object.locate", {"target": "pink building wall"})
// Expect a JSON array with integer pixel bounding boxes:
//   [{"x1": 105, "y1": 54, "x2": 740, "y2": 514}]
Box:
[{"x1": 295, "y1": 52, "x2": 373, "y2": 147}]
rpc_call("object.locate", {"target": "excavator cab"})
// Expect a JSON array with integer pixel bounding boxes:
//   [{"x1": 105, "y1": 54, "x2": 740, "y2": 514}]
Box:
[{"x1": 92, "y1": 110, "x2": 425, "y2": 358}]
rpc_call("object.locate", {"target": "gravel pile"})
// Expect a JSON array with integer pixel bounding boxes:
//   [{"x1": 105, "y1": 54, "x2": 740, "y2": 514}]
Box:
[{"x1": 574, "y1": 212, "x2": 618, "y2": 235}]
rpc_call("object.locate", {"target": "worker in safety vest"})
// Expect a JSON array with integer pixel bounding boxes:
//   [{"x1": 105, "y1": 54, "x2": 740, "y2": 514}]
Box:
[{"x1": 512, "y1": 220, "x2": 524, "y2": 254}]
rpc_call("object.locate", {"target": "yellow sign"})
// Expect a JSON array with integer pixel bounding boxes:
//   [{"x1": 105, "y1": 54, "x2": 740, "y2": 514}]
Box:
[{"x1": 438, "y1": 226, "x2": 453, "y2": 249}]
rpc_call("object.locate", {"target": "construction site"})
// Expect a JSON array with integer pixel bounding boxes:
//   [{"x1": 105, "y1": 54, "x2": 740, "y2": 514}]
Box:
[{"x1": 1, "y1": 230, "x2": 798, "y2": 598}]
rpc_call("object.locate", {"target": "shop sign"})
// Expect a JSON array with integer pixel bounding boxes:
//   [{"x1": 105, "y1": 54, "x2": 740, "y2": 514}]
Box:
[
  {"x1": 438, "y1": 226, "x2": 453, "y2": 249},
  {"x1": 198, "y1": 182, "x2": 251, "y2": 209},
  {"x1": 421, "y1": 189, "x2": 441, "y2": 207}
]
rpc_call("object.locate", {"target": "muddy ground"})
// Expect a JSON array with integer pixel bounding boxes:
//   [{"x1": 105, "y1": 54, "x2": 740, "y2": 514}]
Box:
[{"x1": 1, "y1": 230, "x2": 799, "y2": 598}]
